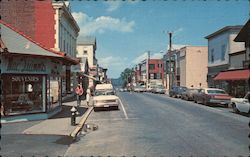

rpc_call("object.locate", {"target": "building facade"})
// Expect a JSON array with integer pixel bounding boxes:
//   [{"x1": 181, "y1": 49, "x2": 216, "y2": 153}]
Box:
[
  {"x1": 205, "y1": 25, "x2": 245, "y2": 92},
  {"x1": 0, "y1": 0, "x2": 80, "y2": 95},
  {"x1": 0, "y1": 20, "x2": 77, "y2": 120},
  {"x1": 163, "y1": 49, "x2": 181, "y2": 90},
  {"x1": 77, "y1": 37, "x2": 98, "y2": 88},
  {"x1": 213, "y1": 20, "x2": 250, "y2": 97},
  {"x1": 179, "y1": 46, "x2": 208, "y2": 88}
]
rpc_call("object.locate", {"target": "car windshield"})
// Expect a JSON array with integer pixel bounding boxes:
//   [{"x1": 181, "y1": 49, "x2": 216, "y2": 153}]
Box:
[
  {"x1": 207, "y1": 90, "x2": 226, "y2": 94},
  {"x1": 95, "y1": 90, "x2": 115, "y2": 96},
  {"x1": 179, "y1": 87, "x2": 187, "y2": 91}
]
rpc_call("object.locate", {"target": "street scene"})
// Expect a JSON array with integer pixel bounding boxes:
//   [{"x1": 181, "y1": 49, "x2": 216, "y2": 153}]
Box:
[{"x1": 1, "y1": 0, "x2": 250, "y2": 156}]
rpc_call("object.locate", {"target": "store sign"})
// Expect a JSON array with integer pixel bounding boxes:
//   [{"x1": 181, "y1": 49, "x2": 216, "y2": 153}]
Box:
[
  {"x1": 12, "y1": 76, "x2": 40, "y2": 82},
  {"x1": 2, "y1": 57, "x2": 50, "y2": 74}
]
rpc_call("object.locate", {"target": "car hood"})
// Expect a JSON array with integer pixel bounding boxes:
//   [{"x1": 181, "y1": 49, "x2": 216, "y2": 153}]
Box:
[
  {"x1": 93, "y1": 95, "x2": 119, "y2": 101},
  {"x1": 231, "y1": 98, "x2": 247, "y2": 103}
]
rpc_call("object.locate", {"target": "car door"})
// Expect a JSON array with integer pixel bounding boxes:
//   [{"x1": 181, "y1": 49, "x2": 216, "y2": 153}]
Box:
[{"x1": 237, "y1": 93, "x2": 250, "y2": 113}]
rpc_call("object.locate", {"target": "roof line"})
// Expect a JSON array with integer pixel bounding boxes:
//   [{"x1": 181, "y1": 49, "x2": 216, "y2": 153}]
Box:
[
  {"x1": 0, "y1": 20, "x2": 65, "y2": 57},
  {"x1": 205, "y1": 25, "x2": 243, "y2": 39}
]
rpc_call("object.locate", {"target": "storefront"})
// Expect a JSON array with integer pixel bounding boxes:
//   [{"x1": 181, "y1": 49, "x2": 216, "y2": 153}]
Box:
[
  {"x1": 0, "y1": 19, "x2": 79, "y2": 121},
  {"x1": 1, "y1": 55, "x2": 63, "y2": 117},
  {"x1": 213, "y1": 69, "x2": 250, "y2": 97}
]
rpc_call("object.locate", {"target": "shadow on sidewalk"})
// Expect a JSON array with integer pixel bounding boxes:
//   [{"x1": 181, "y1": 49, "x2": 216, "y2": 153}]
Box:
[{"x1": 49, "y1": 105, "x2": 88, "y2": 119}]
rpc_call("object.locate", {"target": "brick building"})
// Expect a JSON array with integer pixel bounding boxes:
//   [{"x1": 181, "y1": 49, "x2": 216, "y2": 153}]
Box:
[{"x1": 0, "y1": 0, "x2": 80, "y2": 94}]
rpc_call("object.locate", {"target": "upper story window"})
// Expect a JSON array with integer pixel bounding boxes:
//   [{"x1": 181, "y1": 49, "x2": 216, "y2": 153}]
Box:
[
  {"x1": 149, "y1": 64, "x2": 155, "y2": 70},
  {"x1": 211, "y1": 49, "x2": 214, "y2": 63},
  {"x1": 158, "y1": 64, "x2": 162, "y2": 68},
  {"x1": 221, "y1": 45, "x2": 226, "y2": 61},
  {"x1": 83, "y1": 50, "x2": 88, "y2": 55}
]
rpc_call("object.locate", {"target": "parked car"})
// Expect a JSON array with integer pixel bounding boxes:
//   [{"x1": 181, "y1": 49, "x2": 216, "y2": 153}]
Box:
[
  {"x1": 181, "y1": 88, "x2": 199, "y2": 101},
  {"x1": 230, "y1": 92, "x2": 250, "y2": 114},
  {"x1": 93, "y1": 84, "x2": 119, "y2": 111},
  {"x1": 193, "y1": 88, "x2": 232, "y2": 107},
  {"x1": 134, "y1": 85, "x2": 145, "y2": 92},
  {"x1": 152, "y1": 85, "x2": 166, "y2": 94},
  {"x1": 169, "y1": 86, "x2": 187, "y2": 98}
]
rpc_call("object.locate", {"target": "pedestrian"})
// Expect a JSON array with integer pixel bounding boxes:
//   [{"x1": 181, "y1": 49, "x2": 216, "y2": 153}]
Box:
[
  {"x1": 86, "y1": 87, "x2": 91, "y2": 106},
  {"x1": 75, "y1": 84, "x2": 84, "y2": 107}
]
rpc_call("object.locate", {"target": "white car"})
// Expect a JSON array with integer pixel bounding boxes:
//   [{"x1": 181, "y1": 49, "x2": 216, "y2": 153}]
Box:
[
  {"x1": 93, "y1": 89, "x2": 119, "y2": 111},
  {"x1": 230, "y1": 92, "x2": 250, "y2": 114}
]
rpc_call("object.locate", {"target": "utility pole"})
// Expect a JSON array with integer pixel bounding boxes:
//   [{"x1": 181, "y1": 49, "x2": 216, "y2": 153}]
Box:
[
  {"x1": 146, "y1": 51, "x2": 150, "y2": 89},
  {"x1": 168, "y1": 32, "x2": 172, "y2": 91}
]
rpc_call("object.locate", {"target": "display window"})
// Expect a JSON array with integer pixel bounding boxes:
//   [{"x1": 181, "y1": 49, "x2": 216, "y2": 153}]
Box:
[
  {"x1": 47, "y1": 76, "x2": 62, "y2": 111},
  {"x1": 1, "y1": 75, "x2": 45, "y2": 116}
]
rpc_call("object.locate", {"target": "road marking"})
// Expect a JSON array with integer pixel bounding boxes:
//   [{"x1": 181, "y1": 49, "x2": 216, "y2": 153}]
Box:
[{"x1": 119, "y1": 99, "x2": 128, "y2": 119}]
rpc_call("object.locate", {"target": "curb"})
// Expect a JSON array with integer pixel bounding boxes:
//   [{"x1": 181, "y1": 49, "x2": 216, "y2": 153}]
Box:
[{"x1": 70, "y1": 106, "x2": 93, "y2": 139}]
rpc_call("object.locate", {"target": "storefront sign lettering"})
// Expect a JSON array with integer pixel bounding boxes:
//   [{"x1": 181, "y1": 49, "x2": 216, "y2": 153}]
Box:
[
  {"x1": 6, "y1": 58, "x2": 46, "y2": 73},
  {"x1": 21, "y1": 61, "x2": 46, "y2": 72},
  {"x1": 12, "y1": 76, "x2": 40, "y2": 82}
]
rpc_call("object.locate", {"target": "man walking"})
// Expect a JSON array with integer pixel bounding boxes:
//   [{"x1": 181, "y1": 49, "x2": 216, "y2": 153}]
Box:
[{"x1": 75, "y1": 84, "x2": 84, "y2": 114}]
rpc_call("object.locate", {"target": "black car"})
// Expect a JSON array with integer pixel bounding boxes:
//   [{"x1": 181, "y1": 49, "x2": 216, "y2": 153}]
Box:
[
  {"x1": 169, "y1": 86, "x2": 187, "y2": 98},
  {"x1": 181, "y1": 88, "x2": 199, "y2": 101}
]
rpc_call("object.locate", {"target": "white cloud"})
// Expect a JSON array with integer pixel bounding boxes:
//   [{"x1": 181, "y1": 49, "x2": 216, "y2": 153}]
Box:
[
  {"x1": 173, "y1": 27, "x2": 184, "y2": 35},
  {"x1": 132, "y1": 52, "x2": 148, "y2": 64},
  {"x1": 132, "y1": 51, "x2": 165, "y2": 65},
  {"x1": 104, "y1": 1, "x2": 138, "y2": 12},
  {"x1": 72, "y1": 12, "x2": 135, "y2": 36},
  {"x1": 151, "y1": 52, "x2": 164, "y2": 59},
  {"x1": 98, "y1": 56, "x2": 131, "y2": 78},
  {"x1": 167, "y1": 44, "x2": 189, "y2": 50},
  {"x1": 98, "y1": 56, "x2": 128, "y2": 69},
  {"x1": 105, "y1": 1, "x2": 123, "y2": 12}
]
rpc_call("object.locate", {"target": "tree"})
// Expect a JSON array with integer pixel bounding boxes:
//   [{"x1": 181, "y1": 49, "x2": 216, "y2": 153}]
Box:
[{"x1": 120, "y1": 68, "x2": 133, "y2": 88}]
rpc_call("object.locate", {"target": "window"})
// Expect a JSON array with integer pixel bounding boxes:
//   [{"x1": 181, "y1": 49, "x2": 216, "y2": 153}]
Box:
[
  {"x1": 149, "y1": 64, "x2": 155, "y2": 70},
  {"x1": 2, "y1": 75, "x2": 45, "y2": 116},
  {"x1": 221, "y1": 45, "x2": 226, "y2": 61},
  {"x1": 47, "y1": 76, "x2": 62, "y2": 111},
  {"x1": 63, "y1": 40, "x2": 65, "y2": 52},
  {"x1": 211, "y1": 49, "x2": 214, "y2": 63},
  {"x1": 83, "y1": 50, "x2": 88, "y2": 55},
  {"x1": 156, "y1": 73, "x2": 162, "y2": 79}
]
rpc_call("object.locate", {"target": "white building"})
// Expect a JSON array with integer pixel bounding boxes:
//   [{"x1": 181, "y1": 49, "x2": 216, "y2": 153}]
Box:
[
  {"x1": 77, "y1": 36, "x2": 98, "y2": 87},
  {"x1": 52, "y1": 1, "x2": 80, "y2": 94},
  {"x1": 205, "y1": 25, "x2": 245, "y2": 92}
]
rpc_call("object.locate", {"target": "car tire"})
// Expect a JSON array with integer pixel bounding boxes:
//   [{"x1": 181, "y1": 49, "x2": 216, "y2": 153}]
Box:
[
  {"x1": 93, "y1": 107, "x2": 99, "y2": 112},
  {"x1": 194, "y1": 99, "x2": 197, "y2": 103},
  {"x1": 203, "y1": 100, "x2": 208, "y2": 106},
  {"x1": 231, "y1": 103, "x2": 239, "y2": 113}
]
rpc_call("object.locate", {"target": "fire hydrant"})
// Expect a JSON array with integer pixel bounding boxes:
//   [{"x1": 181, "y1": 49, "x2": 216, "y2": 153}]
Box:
[{"x1": 70, "y1": 106, "x2": 77, "y2": 126}]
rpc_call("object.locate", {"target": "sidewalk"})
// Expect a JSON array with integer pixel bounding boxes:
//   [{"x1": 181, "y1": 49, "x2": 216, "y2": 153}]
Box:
[{"x1": 22, "y1": 99, "x2": 92, "y2": 136}]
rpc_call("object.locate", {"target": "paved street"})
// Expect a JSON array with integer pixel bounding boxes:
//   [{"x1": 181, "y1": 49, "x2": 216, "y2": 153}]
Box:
[{"x1": 64, "y1": 91, "x2": 249, "y2": 156}]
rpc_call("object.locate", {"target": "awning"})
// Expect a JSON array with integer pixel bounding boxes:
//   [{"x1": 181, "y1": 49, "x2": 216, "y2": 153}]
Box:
[{"x1": 213, "y1": 69, "x2": 250, "y2": 81}]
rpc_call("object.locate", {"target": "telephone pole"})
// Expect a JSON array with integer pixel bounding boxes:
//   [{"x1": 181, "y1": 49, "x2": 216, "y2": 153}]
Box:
[{"x1": 168, "y1": 32, "x2": 173, "y2": 91}]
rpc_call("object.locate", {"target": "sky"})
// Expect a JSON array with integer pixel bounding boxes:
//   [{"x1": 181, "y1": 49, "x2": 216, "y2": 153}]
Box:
[{"x1": 70, "y1": 0, "x2": 250, "y2": 79}]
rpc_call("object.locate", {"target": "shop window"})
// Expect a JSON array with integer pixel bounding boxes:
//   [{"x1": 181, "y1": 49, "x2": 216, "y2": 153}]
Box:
[
  {"x1": 2, "y1": 75, "x2": 45, "y2": 116},
  {"x1": 47, "y1": 76, "x2": 62, "y2": 111}
]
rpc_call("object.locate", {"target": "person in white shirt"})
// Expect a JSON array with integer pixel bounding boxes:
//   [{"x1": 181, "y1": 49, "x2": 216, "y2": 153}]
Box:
[{"x1": 86, "y1": 87, "x2": 91, "y2": 106}]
